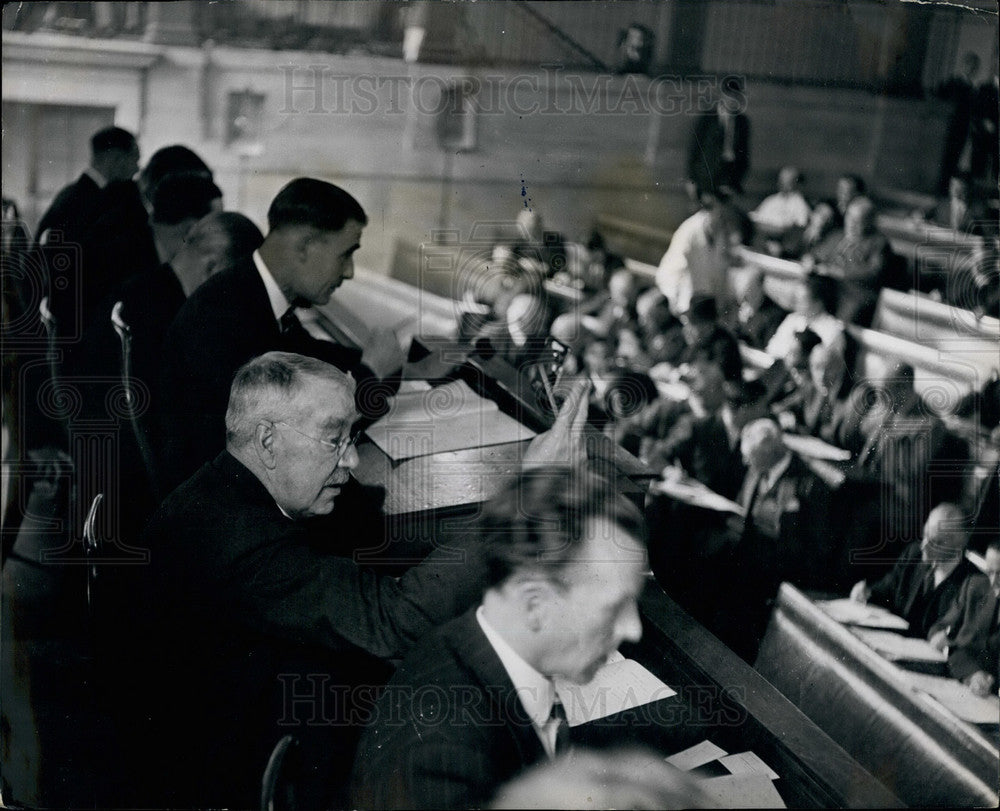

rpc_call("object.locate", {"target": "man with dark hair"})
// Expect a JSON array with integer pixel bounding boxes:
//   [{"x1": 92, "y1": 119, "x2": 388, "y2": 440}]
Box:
[
  {"x1": 351, "y1": 465, "x2": 649, "y2": 809},
  {"x1": 766, "y1": 273, "x2": 844, "y2": 358},
  {"x1": 159, "y1": 177, "x2": 405, "y2": 489},
  {"x1": 679, "y1": 294, "x2": 743, "y2": 383},
  {"x1": 835, "y1": 173, "x2": 866, "y2": 219},
  {"x1": 35, "y1": 125, "x2": 139, "y2": 246},
  {"x1": 686, "y1": 76, "x2": 751, "y2": 199}
]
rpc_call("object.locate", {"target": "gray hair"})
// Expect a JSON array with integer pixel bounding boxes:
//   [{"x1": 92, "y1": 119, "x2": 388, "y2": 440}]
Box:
[
  {"x1": 741, "y1": 417, "x2": 783, "y2": 450},
  {"x1": 225, "y1": 351, "x2": 355, "y2": 448}
]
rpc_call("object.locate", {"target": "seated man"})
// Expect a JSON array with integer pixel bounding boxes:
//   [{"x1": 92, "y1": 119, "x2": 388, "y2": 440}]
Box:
[
  {"x1": 120, "y1": 351, "x2": 592, "y2": 809},
  {"x1": 850, "y1": 503, "x2": 975, "y2": 638},
  {"x1": 679, "y1": 294, "x2": 743, "y2": 383},
  {"x1": 766, "y1": 272, "x2": 845, "y2": 359},
  {"x1": 929, "y1": 538, "x2": 1000, "y2": 696},
  {"x1": 350, "y1": 465, "x2": 649, "y2": 809},
  {"x1": 718, "y1": 419, "x2": 834, "y2": 660},
  {"x1": 618, "y1": 360, "x2": 743, "y2": 494},
  {"x1": 159, "y1": 177, "x2": 406, "y2": 489},
  {"x1": 798, "y1": 341, "x2": 853, "y2": 443},
  {"x1": 810, "y1": 196, "x2": 894, "y2": 326},
  {"x1": 841, "y1": 360, "x2": 968, "y2": 540},
  {"x1": 733, "y1": 268, "x2": 787, "y2": 350},
  {"x1": 926, "y1": 173, "x2": 990, "y2": 236},
  {"x1": 751, "y1": 166, "x2": 812, "y2": 236}
]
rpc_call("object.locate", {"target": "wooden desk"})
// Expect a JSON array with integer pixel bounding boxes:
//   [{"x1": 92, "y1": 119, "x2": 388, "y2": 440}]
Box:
[
  {"x1": 757, "y1": 583, "x2": 999, "y2": 807},
  {"x1": 581, "y1": 582, "x2": 902, "y2": 808}
]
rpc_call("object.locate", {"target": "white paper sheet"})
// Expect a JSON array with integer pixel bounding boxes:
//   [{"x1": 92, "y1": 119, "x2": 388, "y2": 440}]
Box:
[
  {"x1": 903, "y1": 671, "x2": 1000, "y2": 725},
  {"x1": 365, "y1": 380, "x2": 536, "y2": 459},
  {"x1": 852, "y1": 628, "x2": 948, "y2": 664},
  {"x1": 555, "y1": 658, "x2": 677, "y2": 727},
  {"x1": 817, "y1": 598, "x2": 911, "y2": 631},
  {"x1": 698, "y1": 775, "x2": 787, "y2": 808},
  {"x1": 665, "y1": 740, "x2": 729, "y2": 771}
]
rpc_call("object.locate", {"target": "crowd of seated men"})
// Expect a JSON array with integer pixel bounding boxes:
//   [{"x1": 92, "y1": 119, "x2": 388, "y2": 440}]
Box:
[
  {"x1": 455, "y1": 163, "x2": 996, "y2": 668},
  {"x1": 1, "y1": 118, "x2": 997, "y2": 810}
]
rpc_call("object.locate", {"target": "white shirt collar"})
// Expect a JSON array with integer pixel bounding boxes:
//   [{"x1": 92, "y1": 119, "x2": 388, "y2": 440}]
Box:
[
  {"x1": 932, "y1": 556, "x2": 961, "y2": 588},
  {"x1": 760, "y1": 452, "x2": 793, "y2": 494},
  {"x1": 83, "y1": 166, "x2": 108, "y2": 189},
  {"x1": 253, "y1": 249, "x2": 293, "y2": 325},
  {"x1": 476, "y1": 606, "x2": 557, "y2": 753}
]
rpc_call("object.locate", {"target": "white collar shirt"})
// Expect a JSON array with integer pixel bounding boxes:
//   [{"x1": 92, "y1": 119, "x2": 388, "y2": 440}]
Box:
[{"x1": 476, "y1": 606, "x2": 561, "y2": 758}]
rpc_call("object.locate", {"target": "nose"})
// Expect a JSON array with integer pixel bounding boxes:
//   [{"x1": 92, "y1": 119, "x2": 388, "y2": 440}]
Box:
[
  {"x1": 337, "y1": 442, "x2": 359, "y2": 471},
  {"x1": 342, "y1": 257, "x2": 355, "y2": 280},
  {"x1": 616, "y1": 600, "x2": 643, "y2": 645}
]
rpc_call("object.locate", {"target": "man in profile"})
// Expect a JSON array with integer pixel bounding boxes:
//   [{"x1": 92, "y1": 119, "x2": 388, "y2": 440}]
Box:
[
  {"x1": 351, "y1": 465, "x2": 650, "y2": 809},
  {"x1": 121, "y1": 352, "x2": 591, "y2": 808},
  {"x1": 159, "y1": 177, "x2": 406, "y2": 488},
  {"x1": 851, "y1": 502, "x2": 975, "y2": 638}
]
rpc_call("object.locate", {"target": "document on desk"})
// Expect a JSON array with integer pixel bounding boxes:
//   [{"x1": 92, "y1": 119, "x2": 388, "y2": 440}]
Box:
[
  {"x1": 817, "y1": 598, "x2": 910, "y2": 632},
  {"x1": 902, "y1": 671, "x2": 1000, "y2": 725},
  {"x1": 781, "y1": 432, "x2": 852, "y2": 462},
  {"x1": 365, "y1": 379, "x2": 536, "y2": 460},
  {"x1": 554, "y1": 655, "x2": 676, "y2": 727},
  {"x1": 650, "y1": 478, "x2": 745, "y2": 516},
  {"x1": 698, "y1": 775, "x2": 786, "y2": 808},
  {"x1": 852, "y1": 628, "x2": 948, "y2": 665},
  {"x1": 666, "y1": 740, "x2": 728, "y2": 771}
]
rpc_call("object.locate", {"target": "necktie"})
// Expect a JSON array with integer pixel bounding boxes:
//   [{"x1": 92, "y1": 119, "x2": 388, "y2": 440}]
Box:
[
  {"x1": 279, "y1": 307, "x2": 304, "y2": 336},
  {"x1": 549, "y1": 695, "x2": 571, "y2": 756}
]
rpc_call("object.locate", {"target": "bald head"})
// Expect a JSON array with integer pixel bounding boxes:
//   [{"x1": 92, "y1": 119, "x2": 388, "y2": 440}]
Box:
[
  {"x1": 741, "y1": 418, "x2": 786, "y2": 474},
  {"x1": 920, "y1": 503, "x2": 969, "y2": 565},
  {"x1": 809, "y1": 342, "x2": 847, "y2": 392}
]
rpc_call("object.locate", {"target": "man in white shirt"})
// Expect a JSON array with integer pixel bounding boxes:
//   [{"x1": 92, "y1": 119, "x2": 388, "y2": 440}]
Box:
[
  {"x1": 656, "y1": 197, "x2": 744, "y2": 316},
  {"x1": 751, "y1": 166, "x2": 812, "y2": 233},
  {"x1": 766, "y1": 273, "x2": 845, "y2": 358},
  {"x1": 351, "y1": 466, "x2": 652, "y2": 809}
]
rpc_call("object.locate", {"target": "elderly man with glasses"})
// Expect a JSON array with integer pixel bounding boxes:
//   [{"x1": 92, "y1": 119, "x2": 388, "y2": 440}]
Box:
[{"x1": 114, "y1": 350, "x2": 591, "y2": 810}]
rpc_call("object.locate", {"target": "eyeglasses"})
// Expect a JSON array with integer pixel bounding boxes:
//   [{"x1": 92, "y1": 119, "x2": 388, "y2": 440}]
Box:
[{"x1": 272, "y1": 421, "x2": 360, "y2": 465}]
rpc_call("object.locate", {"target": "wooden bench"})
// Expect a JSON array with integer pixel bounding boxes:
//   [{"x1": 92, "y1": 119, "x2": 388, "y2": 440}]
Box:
[
  {"x1": 595, "y1": 214, "x2": 673, "y2": 266},
  {"x1": 756, "y1": 583, "x2": 999, "y2": 808}
]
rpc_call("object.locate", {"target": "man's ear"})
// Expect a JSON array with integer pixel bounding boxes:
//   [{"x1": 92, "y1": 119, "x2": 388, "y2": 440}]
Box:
[
  {"x1": 516, "y1": 577, "x2": 556, "y2": 634},
  {"x1": 254, "y1": 422, "x2": 279, "y2": 470}
]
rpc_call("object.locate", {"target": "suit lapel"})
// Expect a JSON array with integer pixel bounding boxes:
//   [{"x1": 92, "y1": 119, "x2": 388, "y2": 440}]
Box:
[{"x1": 444, "y1": 610, "x2": 548, "y2": 768}]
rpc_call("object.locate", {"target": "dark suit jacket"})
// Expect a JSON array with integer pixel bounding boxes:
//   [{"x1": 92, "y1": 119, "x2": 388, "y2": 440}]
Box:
[
  {"x1": 868, "y1": 542, "x2": 976, "y2": 638},
  {"x1": 800, "y1": 376, "x2": 853, "y2": 446},
  {"x1": 642, "y1": 408, "x2": 745, "y2": 500},
  {"x1": 687, "y1": 111, "x2": 751, "y2": 196},
  {"x1": 119, "y1": 451, "x2": 486, "y2": 808},
  {"x1": 930, "y1": 572, "x2": 999, "y2": 682},
  {"x1": 158, "y1": 259, "x2": 376, "y2": 489},
  {"x1": 351, "y1": 608, "x2": 548, "y2": 809},
  {"x1": 35, "y1": 172, "x2": 102, "y2": 245},
  {"x1": 736, "y1": 295, "x2": 787, "y2": 350},
  {"x1": 735, "y1": 453, "x2": 835, "y2": 590},
  {"x1": 681, "y1": 325, "x2": 743, "y2": 382}
]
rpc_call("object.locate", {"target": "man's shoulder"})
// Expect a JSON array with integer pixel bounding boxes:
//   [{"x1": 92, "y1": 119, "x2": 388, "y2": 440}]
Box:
[
  {"x1": 167, "y1": 261, "x2": 264, "y2": 341},
  {"x1": 150, "y1": 452, "x2": 264, "y2": 530}
]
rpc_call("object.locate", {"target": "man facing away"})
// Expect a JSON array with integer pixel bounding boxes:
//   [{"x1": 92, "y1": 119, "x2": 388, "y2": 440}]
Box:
[
  {"x1": 35, "y1": 125, "x2": 139, "y2": 247},
  {"x1": 351, "y1": 465, "x2": 650, "y2": 809}
]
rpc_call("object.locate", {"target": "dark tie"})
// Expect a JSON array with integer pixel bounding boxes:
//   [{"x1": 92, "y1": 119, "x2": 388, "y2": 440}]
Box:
[
  {"x1": 279, "y1": 307, "x2": 304, "y2": 336},
  {"x1": 550, "y1": 695, "x2": 571, "y2": 756}
]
